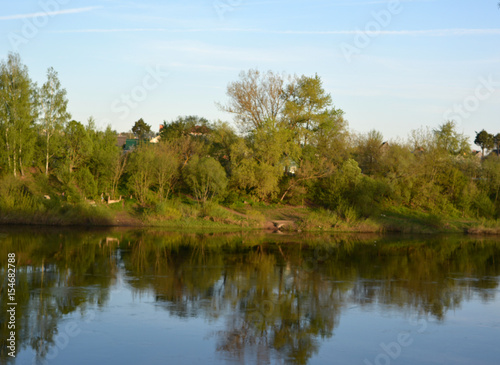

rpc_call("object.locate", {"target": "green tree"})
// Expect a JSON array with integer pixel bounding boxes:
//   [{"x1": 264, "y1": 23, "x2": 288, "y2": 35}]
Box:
[
  {"x1": 207, "y1": 120, "x2": 239, "y2": 175},
  {"x1": 183, "y1": 155, "x2": 228, "y2": 203},
  {"x1": 160, "y1": 115, "x2": 210, "y2": 141},
  {"x1": 62, "y1": 120, "x2": 93, "y2": 176},
  {"x1": 354, "y1": 130, "x2": 384, "y2": 176},
  {"x1": 494, "y1": 133, "x2": 500, "y2": 157},
  {"x1": 127, "y1": 144, "x2": 156, "y2": 204},
  {"x1": 316, "y1": 158, "x2": 362, "y2": 211},
  {"x1": 0, "y1": 53, "x2": 38, "y2": 177},
  {"x1": 433, "y1": 121, "x2": 469, "y2": 156},
  {"x1": 132, "y1": 118, "x2": 152, "y2": 140},
  {"x1": 284, "y1": 74, "x2": 333, "y2": 145},
  {"x1": 88, "y1": 125, "x2": 121, "y2": 195},
  {"x1": 39, "y1": 67, "x2": 71, "y2": 176},
  {"x1": 474, "y1": 129, "x2": 494, "y2": 157},
  {"x1": 230, "y1": 119, "x2": 299, "y2": 201},
  {"x1": 153, "y1": 141, "x2": 181, "y2": 200}
]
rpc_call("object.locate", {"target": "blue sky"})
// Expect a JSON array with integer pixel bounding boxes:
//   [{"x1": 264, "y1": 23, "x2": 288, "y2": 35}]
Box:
[{"x1": 0, "y1": 0, "x2": 499, "y2": 145}]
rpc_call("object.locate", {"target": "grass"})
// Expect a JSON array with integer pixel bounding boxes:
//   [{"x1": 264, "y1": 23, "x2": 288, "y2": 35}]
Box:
[{"x1": 2, "y1": 173, "x2": 500, "y2": 235}]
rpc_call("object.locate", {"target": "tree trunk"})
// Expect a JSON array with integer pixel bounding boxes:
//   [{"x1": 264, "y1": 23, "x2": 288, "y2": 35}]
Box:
[
  {"x1": 45, "y1": 132, "x2": 50, "y2": 176},
  {"x1": 18, "y1": 145, "x2": 24, "y2": 177},
  {"x1": 13, "y1": 150, "x2": 17, "y2": 177}
]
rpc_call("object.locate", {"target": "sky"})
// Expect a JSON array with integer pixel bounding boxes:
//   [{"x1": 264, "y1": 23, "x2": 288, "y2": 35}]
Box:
[{"x1": 0, "y1": 0, "x2": 499, "y2": 145}]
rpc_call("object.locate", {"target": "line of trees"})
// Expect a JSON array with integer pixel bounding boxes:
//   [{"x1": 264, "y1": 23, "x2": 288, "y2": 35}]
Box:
[{"x1": 1, "y1": 53, "x2": 500, "y2": 220}]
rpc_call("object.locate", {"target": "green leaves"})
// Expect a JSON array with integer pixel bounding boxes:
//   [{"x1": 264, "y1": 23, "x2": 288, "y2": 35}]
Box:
[
  {"x1": 183, "y1": 156, "x2": 228, "y2": 203},
  {"x1": 40, "y1": 67, "x2": 71, "y2": 175},
  {"x1": 474, "y1": 129, "x2": 494, "y2": 156},
  {"x1": 0, "y1": 53, "x2": 38, "y2": 177},
  {"x1": 132, "y1": 118, "x2": 152, "y2": 140}
]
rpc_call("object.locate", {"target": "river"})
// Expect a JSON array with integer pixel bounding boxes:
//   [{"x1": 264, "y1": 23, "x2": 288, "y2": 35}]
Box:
[{"x1": 1, "y1": 228, "x2": 499, "y2": 364}]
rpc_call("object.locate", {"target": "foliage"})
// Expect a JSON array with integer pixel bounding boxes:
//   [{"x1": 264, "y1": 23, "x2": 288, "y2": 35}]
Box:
[
  {"x1": 1, "y1": 56, "x2": 500, "y2": 229},
  {"x1": 132, "y1": 118, "x2": 152, "y2": 140},
  {"x1": 474, "y1": 129, "x2": 494, "y2": 157},
  {"x1": 0, "y1": 53, "x2": 38, "y2": 177},
  {"x1": 433, "y1": 120, "x2": 470, "y2": 156},
  {"x1": 183, "y1": 156, "x2": 228, "y2": 203},
  {"x1": 218, "y1": 69, "x2": 290, "y2": 132},
  {"x1": 39, "y1": 67, "x2": 71, "y2": 175},
  {"x1": 127, "y1": 143, "x2": 156, "y2": 205},
  {"x1": 62, "y1": 120, "x2": 93, "y2": 175},
  {"x1": 160, "y1": 115, "x2": 210, "y2": 141}
]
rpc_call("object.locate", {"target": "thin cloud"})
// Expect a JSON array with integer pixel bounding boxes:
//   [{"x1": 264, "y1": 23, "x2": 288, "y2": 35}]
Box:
[
  {"x1": 0, "y1": 6, "x2": 102, "y2": 20},
  {"x1": 273, "y1": 29, "x2": 500, "y2": 36},
  {"x1": 48, "y1": 27, "x2": 500, "y2": 36}
]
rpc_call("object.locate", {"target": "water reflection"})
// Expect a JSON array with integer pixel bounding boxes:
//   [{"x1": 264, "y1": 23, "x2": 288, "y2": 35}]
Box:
[{"x1": 1, "y1": 229, "x2": 499, "y2": 364}]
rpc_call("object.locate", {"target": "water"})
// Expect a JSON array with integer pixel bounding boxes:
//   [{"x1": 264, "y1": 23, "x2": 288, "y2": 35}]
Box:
[{"x1": 1, "y1": 229, "x2": 499, "y2": 364}]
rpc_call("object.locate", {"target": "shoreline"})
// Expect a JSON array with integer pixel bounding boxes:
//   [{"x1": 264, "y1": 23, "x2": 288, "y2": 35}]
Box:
[{"x1": 1, "y1": 205, "x2": 499, "y2": 235}]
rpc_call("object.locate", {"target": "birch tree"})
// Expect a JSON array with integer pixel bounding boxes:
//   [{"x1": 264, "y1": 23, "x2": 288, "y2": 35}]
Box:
[
  {"x1": 0, "y1": 53, "x2": 37, "y2": 176},
  {"x1": 40, "y1": 67, "x2": 71, "y2": 175}
]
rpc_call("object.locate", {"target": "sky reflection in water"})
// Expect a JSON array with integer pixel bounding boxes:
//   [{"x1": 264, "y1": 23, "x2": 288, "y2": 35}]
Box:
[{"x1": 1, "y1": 230, "x2": 499, "y2": 365}]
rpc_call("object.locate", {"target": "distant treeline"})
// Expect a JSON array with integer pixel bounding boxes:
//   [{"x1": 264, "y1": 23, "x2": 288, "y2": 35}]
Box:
[{"x1": 1, "y1": 53, "x2": 500, "y2": 221}]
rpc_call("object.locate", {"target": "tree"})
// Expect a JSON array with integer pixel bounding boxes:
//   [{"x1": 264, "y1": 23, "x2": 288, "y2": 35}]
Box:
[
  {"x1": 132, "y1": 118, "x2": 152, "y2": 140},
  {"x1": 183, "y1": 156, "x2": 228, "y2": 203},
  {"x1": 88, "y1": 125, "x2": 121, "y2": 195},
  {"x1": 110, "y1": 153, "x2": 128, "y2": 200},
  {"x1": 127, "y1": 144, "x2": 156, "y2": 204},
  {"x1": 433, "y1": 121, "x2": 469, "y2": 155},
  {"x1": 62, "y1": 120, "x2": 93, "y2": 176},
  {"x1": 153, "y1": 141, "x2": 181, "y2": 201},
  {"x1": 39, "y1": 67, "x2": 71, "y2": 176},
  {"x1": 230, "y1": 119, "x2": 300, "y2": 201},
  {"x1": 354, "y1": 130, "x2": 384, "y2": 176},
  {"x1": 160, "y1": 115, "x2": 210, "y2": 141},
  {"x1": 284, "y1": 74, "x2": 333, "y2": 145},
  {"x1": 474, "y1": 130, "x2": 494, "y2": 158},
  {"x1": 0, "y1": 53, "x2": 38, "y2": 177},
  {"x1": 218, "y1": 69, "x2": 291, "y2": 132},
  {"x1": 495, "y1": 133, "x2": 500, "y2": 157},
  {"x1": 207, "y1": 120, "x2": 239, "y2": 175}
]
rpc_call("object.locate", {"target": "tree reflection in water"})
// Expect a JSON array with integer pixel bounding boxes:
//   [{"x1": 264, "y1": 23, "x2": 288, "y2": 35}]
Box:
[{"x1": 0, "y1": 229, "x2": 499, "y2": 364}]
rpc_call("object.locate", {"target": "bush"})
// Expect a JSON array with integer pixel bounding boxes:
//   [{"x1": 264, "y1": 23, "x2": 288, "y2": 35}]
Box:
[
  {"x1": 183, "y1": 156, "x2": 228, "y2": 203},
  {"x1": 154, "y1": 201, "x2": 183, "y2": 220}
]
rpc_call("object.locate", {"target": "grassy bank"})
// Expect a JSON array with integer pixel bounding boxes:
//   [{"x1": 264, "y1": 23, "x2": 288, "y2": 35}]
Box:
[{"x1": 2, "y1": 190, "x2": 500, "y2": 235}]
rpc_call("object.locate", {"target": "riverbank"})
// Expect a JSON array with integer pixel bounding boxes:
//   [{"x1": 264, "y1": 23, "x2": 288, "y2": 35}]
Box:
[{"x1": 1, "y1": 197, "x2": 499, "y2": 235}]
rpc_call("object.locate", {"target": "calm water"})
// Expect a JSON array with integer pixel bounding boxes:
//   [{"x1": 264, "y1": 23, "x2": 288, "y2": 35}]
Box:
[{"x1": 1, "y1": 229, "x2": 499, "y2": 365}]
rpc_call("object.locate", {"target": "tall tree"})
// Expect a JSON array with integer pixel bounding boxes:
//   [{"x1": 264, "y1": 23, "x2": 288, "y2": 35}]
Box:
[
  {"x1": 355, "y1": 130, "x2": 385, "y2": 176},
  {"x1": 127, "y1": 144, "x2": 156, "y2": 204},
  {"x1": 62, "y1": 120, "x2": 93, "y2": 176},
  {"x1": 474, "y1": 130, "x2": 494, "y2": 158},
  {"x1": 495, "y1": 133, "x2": 500, "y2": 157},
  {"x1": 0, "y1": 53, "x2": 38, "y2": 176},
  {"x1": 88, "y1": 125, "x2": 121, "y2": 195},
  {"x1": 132, "y1": 118, "x2": 152, "y2": 140},
  {"x1": 433, "y1": 121, "x2": 469, "y2": 156},
  {"x1": 218, "y1": 69, "x2": 291, "y2": 132},
  {"x1": 284, "y1": 74, "x2": 333, "y2": 145},
  {"x1": 40, "y1": 67, "x2": 71, "y2": 176}
]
